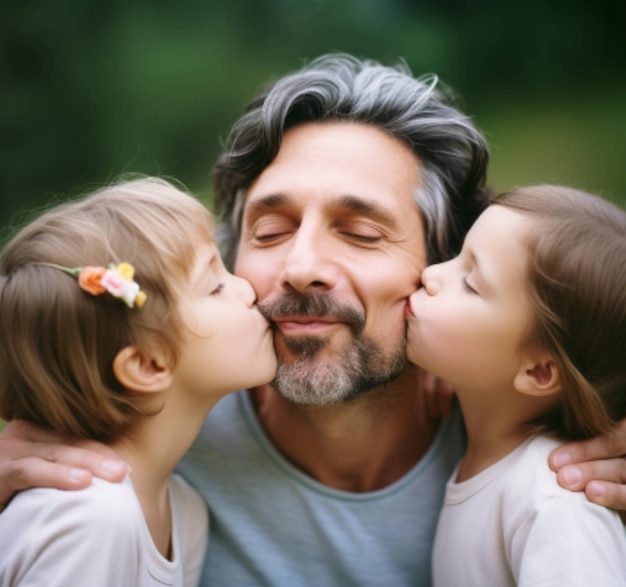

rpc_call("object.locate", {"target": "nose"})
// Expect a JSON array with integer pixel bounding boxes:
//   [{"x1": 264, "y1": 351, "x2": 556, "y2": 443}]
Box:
[
  {"x1": 229, "y1": 273, "x2": 257, "y2": 307},
  {"x1": 420, "y1": 262, "x2": 444, "y2": 296},
  {"x1": 279, "y1": 221, "x2": 336, "y2": 293}
]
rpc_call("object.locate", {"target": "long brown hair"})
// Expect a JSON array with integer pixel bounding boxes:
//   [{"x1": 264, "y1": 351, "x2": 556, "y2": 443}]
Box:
[
  {"x1": 0, "y1": 177, "x2": 214, "y2": 442},
  {"x1": 494, "y1": 185, "x2": 626, "y2": 439}
]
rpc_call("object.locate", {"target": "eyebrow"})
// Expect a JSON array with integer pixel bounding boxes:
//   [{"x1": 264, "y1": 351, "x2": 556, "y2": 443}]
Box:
[
  {"x1": 244, "y1": 193, "x2": 288, "y2": 216},
  {"x1": 245, "y1": 192, "x2": 400, "y2": 229}
]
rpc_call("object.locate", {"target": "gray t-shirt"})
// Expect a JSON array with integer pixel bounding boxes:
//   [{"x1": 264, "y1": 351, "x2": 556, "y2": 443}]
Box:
[{"x1": 177, "y1": 391, "x2": 465, "y2": 587}]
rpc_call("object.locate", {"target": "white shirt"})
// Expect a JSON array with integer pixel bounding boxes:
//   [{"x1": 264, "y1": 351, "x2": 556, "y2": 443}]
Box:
[
  {"x1": 433, "y1": 435, "x2": 626, "y2": 586},
  {"x1": 0, "y1": 474, "x2": 207, "y2": 587}
]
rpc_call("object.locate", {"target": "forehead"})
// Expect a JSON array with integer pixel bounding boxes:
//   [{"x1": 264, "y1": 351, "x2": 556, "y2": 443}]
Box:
[
  {"x1": 468, "y1": 205, "x2": 531, "y2": 284},
  {"x1": 244, "y1": 122, "x2": 422, "y2": 217},
  {"x1": 471, "y1": 205, "x2": 530, "y2": 245}
]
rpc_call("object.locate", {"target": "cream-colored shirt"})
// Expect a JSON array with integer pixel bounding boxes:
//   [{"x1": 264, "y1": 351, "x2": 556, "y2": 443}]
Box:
[
  {"x1": 433, "y1": 435, "x2": 626, "y2": 587},
  {"x1": 0, "y1": 474, "x2": 207, "y2": 587}
]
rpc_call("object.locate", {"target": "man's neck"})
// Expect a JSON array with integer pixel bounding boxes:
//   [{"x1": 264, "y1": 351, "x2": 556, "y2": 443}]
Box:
[{"x1": 251, "y1": 365, "x2": 441, "y2": 492}]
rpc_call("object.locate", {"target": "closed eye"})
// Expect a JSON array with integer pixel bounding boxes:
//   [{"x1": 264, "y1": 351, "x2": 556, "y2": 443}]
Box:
[
  {"x1": 211, "y1": 282, "x2": 225, "y2": 295},
  {"x1": 462, "y1": 277, "x2": 478, "y2": 295},
  {"x1": 253, "y1": 226, "x2": 291, "y2": 241},
  {"x1": 250, "y1": 214, "x2": 295, "y2": 244},
  {"x1": 341, "y1": 232, "x2": 383, "y2": 244},
  {"x1": 338, "y1": 222, "x2": 386, "y2": 246}
]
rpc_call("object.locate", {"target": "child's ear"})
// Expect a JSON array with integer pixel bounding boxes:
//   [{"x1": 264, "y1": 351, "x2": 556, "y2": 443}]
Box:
[
  {"x1": 514, "y1": 353, "x2": 561, "y2": 397},
  {"x1": 113, "y1": 346, "x2": 173, "y2": 394}
]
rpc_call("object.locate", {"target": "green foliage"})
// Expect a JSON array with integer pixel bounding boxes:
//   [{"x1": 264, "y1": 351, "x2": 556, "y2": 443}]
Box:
[{"x1": 2, "y1": 0, "x2": 625, "y2": 234}]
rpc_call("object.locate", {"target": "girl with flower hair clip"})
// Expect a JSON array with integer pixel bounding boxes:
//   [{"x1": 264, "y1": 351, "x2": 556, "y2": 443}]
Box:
[
  {"x1": 0, "y1": 176, "x2": 277, "y2": 586},
  {"x1": 406, "y1": 184, "x2": 626, "y2": 586}
]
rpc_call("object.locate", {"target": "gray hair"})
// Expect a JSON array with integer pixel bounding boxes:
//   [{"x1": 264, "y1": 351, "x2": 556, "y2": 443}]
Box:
[{"x1": 213, "y1": 53, "x2": 490, "y2": 268}]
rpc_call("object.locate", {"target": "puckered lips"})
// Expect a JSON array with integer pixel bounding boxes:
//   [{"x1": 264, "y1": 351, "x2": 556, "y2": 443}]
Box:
[{"x1": 405, "y1": 298, "x2": 415, "y2": 318}]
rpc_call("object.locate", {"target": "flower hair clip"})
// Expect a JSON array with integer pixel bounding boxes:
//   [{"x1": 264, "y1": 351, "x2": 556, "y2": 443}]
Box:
[{"x1": 39, "y1": 262, "x2": 147, "y2": 308}]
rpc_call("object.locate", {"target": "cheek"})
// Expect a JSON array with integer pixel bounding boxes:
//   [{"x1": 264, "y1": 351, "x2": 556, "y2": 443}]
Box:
[
  {"x1": 362, "y1": 257, "x2": 421, "y2": 307},
  {"x1": 360, "y1": 282, "x2": 413, "y2": 342},
  {"x1": 191, "y1": 316, "x2": 246, "y2": 370},
  {"x1": 408, "y1": 307, "x2": 465, "y2": 364}
]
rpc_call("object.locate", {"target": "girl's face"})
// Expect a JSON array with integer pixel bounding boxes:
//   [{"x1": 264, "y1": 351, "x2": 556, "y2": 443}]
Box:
[
  {"x1": 172, "y1": 241, "x2": 277, "y2": 398},
  {"x1": 406, "y1": 206, "x2": 534, "y2": 394}
]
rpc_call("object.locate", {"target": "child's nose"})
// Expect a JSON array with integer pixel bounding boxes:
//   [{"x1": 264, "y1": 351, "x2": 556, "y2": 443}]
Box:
[
  {"x1": 421, "y1": 264, "x2": 443, "y2": 296},
  {"x1": 231, "y1": 274, "x2": 257, "y2": 306}
]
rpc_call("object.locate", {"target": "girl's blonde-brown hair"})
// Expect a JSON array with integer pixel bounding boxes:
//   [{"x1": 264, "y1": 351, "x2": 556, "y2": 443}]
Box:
[
  {"x1": 493, "y1": 185, "x2": 626, "y2": 440},
  {"x1": 0, "y1": 177, "x2": 214, "y2": 442}
]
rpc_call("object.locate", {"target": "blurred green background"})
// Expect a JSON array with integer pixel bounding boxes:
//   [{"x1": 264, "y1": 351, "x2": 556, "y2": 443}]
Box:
[
  {"x1": 0, "y1": 2, "x2": 624, "y2": 432},
  {"x1": 2, "y1": 0, "x2": 625, "y2": 238}
]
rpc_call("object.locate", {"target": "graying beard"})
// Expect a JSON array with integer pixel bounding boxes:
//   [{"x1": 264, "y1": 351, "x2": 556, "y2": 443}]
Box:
[{"x1": 271, "y1": 335, "x2": 407, "y2": 406}]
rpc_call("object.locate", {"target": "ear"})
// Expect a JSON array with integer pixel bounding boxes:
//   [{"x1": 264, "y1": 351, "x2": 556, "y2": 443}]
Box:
[
  {"x1": 514, "y1": 353, "x2": 561, "y2": 397},
  {"x1": 113, "y1": 346, "x2": 173, "y2": 395}
]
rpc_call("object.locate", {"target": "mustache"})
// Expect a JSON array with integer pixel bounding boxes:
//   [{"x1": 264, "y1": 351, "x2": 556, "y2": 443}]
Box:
[{"x1": 258, "y1": 292, "x2": 365, "y2": 336}]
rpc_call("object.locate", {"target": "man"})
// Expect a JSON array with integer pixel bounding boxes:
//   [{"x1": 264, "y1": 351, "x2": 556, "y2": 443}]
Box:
[{"x1": 1, "y1": 54, "x2": 625, "y2": 586}]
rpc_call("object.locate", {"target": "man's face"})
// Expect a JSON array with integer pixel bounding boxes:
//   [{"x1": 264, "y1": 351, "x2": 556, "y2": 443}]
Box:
[{"x1": 234, "y1": 122, "x2": 427, "y2": 405}]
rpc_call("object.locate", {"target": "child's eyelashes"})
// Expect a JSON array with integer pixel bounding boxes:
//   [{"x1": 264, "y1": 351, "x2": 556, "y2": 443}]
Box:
[
  {"x1": 462, "y1": 277, "x2": 478, "y2": 295},
  {"x1": 210, "y1": 282, "x2": 225, "y2": 295}
]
